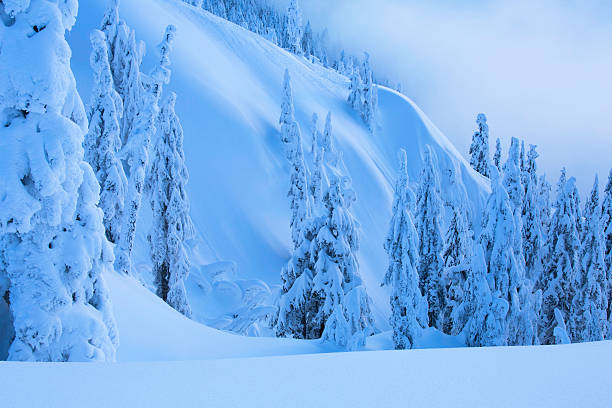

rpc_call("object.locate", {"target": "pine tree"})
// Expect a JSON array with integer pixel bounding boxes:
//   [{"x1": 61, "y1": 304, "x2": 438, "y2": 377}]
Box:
[
  {"x1": 572, "y1": 176, "x2": 607, "y2": 342},
  {"x1": 416, "y1": 146, "x2": 445, "y2": 328},
  {"x1": 146, "y1": 93, "x2": 195, "y2": 317},
  {"x1": 520, "y1": 139, "x2": 528, "y2": 188},
  {"x1": 469, "y1": 113, "x2": 490, "y2": 177},
  {"x1": 493, "y1": 138, "x2": 502, "y2": 172},
  {"x1": 116, "y1": 25, "x2": 176, "y2": 275},
  {"x1": 602, "y1": 169, "x2": 612, "y2": 336},
  {"x1": 460, "y1": 245, "x2": 508, "y2": 347},
  {"x1": 286, "y1": 0, "x2": 303, "y2": 55},
  {"x1": 301, "y1": 21, "x2": 313, "y2": 58},
  {"x1": 278, "y1": 70, "x2": 311, "y2": 249},
  {"x1": 383, "y1": 150, "x2": 428, "y2": 349},
  {"x1": 360, "y1": 53, "x2": 377, "y2": 131},
  {"x1": 85, "y1": 30, "x2": 128, "y2": 245},
  {"x1": 441, "y1": 205, "x2": 472, "y2": 334},
  {"x1": 0, "y1": 0, "x2": 117, "y2": 361},
  {"x1": 310, "y1": 177, "x2": 375, "y2": 348},
  {"x1": 538, "y1": 174, "x2": 581, "y2": 344},
  {"x1": 522, "y1": 145, "x2": 543, "y2": 283},
  {"x1": 348, "y1": 67, "x2": 363, "y2": 113}
]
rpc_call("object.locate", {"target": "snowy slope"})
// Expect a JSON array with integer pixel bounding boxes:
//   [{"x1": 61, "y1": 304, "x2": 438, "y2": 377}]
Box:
[
  {"x1": 68, "y1": 0, "x2": 489, "y2": 329},
  {"x1": 2, "y1": 340, "x2": 611, "y2": 407}
]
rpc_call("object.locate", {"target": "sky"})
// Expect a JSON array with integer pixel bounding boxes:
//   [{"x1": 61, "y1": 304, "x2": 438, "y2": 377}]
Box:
[{"x1": 274, "y1": 0, "x2": 612, "y2": 194}]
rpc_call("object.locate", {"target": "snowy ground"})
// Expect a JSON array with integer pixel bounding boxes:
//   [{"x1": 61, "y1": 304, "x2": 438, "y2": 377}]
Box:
[{"x1": 2, "y1": 341, "x2": 611, "y2": 407}]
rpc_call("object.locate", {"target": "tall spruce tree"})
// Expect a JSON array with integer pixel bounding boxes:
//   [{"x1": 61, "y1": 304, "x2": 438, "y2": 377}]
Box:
[
  {"x1": 602, "y1": 169, "x2": 612, "y2": 336},
  {"x1": 493, "y1": 138, "x2": 502, "y2": 172},
  {"x1": 286, "y1": 0, "x2": 303, "y2": 55},
  {"x1": 383, "y1": 150, "x2": 428, "y2": 349},
  {"x1": 0, "y1": 0, "x2": 117, "y2": 361},
  {"x1": 416, "y1": 146, "x2": 445, "y2": 328},
  {"x1": 539, "y1": 174, "x2": 581, "y2": 344},
  {"x1": 85, "y1": 30, "x2": 128, "y2": 245},
  {"x1": 116, "y1": 26, "x2": 176, "y2": 275},
  {"x1": 146, "y1": 93, "x2": 195, "y2": 317},
  {"x1": 572, "y1": 176, "x2": 607, "y2": 342},
  {"x1": 522, "y1": 145, "x2": 543, "y2": 283},
  {"x1": 469, "y1": 113, "x2": 490, "y2": 177}
]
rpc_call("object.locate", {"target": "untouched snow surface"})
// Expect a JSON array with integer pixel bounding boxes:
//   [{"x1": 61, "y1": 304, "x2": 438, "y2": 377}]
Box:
[
  {"x1": 68, "y1": 0, "x2": 489, "y2": 329},
  {"x1": 1, "y1": 341, "x2": 611, "y2": 407}
]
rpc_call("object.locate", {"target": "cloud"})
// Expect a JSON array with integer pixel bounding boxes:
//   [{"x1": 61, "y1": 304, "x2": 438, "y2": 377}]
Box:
[{"x1": 280, "y1": 0, "x2": 612, "y2": 192}]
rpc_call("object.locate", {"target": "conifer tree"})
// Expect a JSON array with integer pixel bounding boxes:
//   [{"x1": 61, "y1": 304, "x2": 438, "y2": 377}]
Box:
[
  {"x1": 147, "y1": 93, "x2": 195, "y2": 317},
  {"x1": 522, "y1": 145, "x2": 543, "y2": 283},
  {"x1": 383, "y1": 150, "x2": 428, "y2": 349},
  {"x1": 493, "y1": 138, "x2": 502, "y2": 172},
  {"x1": 572, "y1": 176, "x2": 607, "y2": 342},
  {"x1": 302, "y1": 21, "x2": 314, "y2": 58},
  {"x1": 85, "y1": 30, "x2": 128, "y2": 245},
  {"x1": 310, "y1": 177, "x2": 375, "y2": 348},
  {"x1": 460, "y1": 245, "x2": 507, "y2": 347},
  {"x1": 286, "y1": 0, "x2": 303, "y2": 55},
  {"x1": 441, "y1": 205, "x2": 472, "y2": 334},
  {"x1": 469, "y1": 113, "x2": 490, "y2": 177},
  {"x1": 360, "y1": 53, "x2": 377, "y2": 131},
  {"x1": 116, "y1": 25, "x2": 176, "y2": 275},
  {"x1": 539, "y1": 174, "x2": 581, "y2": 344},
  {"x1": 416, "y1": 146, "x2": 445, "y2": 328},
  {"x1": 0, "y1": 0, "x2": 117, "y2": 361},
  {"x1": 602, "y1": 169, "x2": 612, "y2": 335}
]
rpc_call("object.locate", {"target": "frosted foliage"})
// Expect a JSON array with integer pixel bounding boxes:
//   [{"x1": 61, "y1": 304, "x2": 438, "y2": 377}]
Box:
[
  {"x1": 116, "y1": 25, "x2": 175, "y2": 275},
  {"x1": 0, "y1": 0, "x2": 117, "y2": 361},
  {"x1": 147, "y1": 93, "x2": 194, "y2": 317},
  {"x1": 522, "y1": 145, "x2": 543, "y2": 282},
  {"x1": 493, "y1": 138, "x2": 502, "y2": 171},
  {"x1": 602, "y1": 169, "x2": 612, "y2": 337},
  {"x1": 460, "y1": 245, "x2": 507, "y2": 347},
  {"x1": 572, "y1": 177, "x2": 607, "y2": 342},
  {"x1": 538, "y1": 174, "x2": 581, "y2": 345},
  {"x1": 416, "y1": 146, "x2": 445, "y2": 329},
  {"x1": 85, "y1": 30, "x2": 127, "y2": 244},
  {"x1": 286, "y1": 0, "x2": 302, "y2": 55},
  {"x1": 383, "y1": 149, "x2": 428, "y2": 349},
  {"x1": 469, "y1": 113, "x2": 490, "y2": 177}
]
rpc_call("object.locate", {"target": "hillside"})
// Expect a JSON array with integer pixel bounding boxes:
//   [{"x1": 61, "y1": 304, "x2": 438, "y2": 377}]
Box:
[{"x1": 68, "y1": 0, "x2": 489, "y2": 331}]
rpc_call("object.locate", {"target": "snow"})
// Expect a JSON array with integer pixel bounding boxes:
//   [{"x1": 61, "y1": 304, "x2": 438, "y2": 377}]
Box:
[
  {"x1": 68, "y1": 0, "x2": 489, "y2": 331},
  {"x1": 1, "y1": 339, "x2": 611, "y2": 407}
]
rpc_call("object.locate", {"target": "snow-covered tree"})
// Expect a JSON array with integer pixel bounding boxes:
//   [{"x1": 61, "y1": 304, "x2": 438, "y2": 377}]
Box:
[
  {"x1": 416, "y1": 146, "x2": 445, "y2": 328},
  {"x1": 469, "y1": 113, "x2": 490, "y2": 177},
  {"x1": 441, "y1": 204, "x2": 472, "y2": 334},
  {"x1": 572, "y1": 176, "x2": 607, "y2": 342},
  {"x1": 301, "y1": 20, "x2": 313, "y2": 58},
  {"x1": 383, "y1": 149, "x2": 428, "y2": 349},
  {"x1": 116, "y1": 25, "x2": 176, "y2": 275},
  {"x1": 493, "y1": 138, "x2": 502, "y2": 172},
  {"x1": 286, "y1": 0, "x2": 303, "y2": 55},
  {"x1": 360, "y1": 53, "x2": 377, "y2": 131},
  {"x1": 538, "y1": 174, "x2": 581, "y2": 344},
  {"x1": 279, "y1": 70, "x2": 311, "y2": 249},
  {"x1": 460, "y1": 245, "x2": 508, "y2": 347},
  {"x1": 348, "y1": 67, "x2": 363, "y2": 112},
  {"x1": 538, "y1": 174, "x2": 552, "y2": 243},
  {"x1": 522, "y1": 145, "x2": 543, "y2": 283},
  {"x1": 602, "y1": 169, "x2": 612, "y2": 335},
  {"x1": 85, "y1": 30, "x2": 128, "y2": 245},
  {"x1": 310, "y1": 177, "x2": 375, "y2": 348},
  {"x1": 0, "y1": 0, "x2": 117, "y2": 361},
  {"x1": 146, "y1": 93, "x2": 195, "y2": 317}
]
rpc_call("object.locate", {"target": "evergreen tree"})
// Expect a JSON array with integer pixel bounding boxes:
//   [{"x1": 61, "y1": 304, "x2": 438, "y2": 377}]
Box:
[
  {"x1": 460, "y1": 245, "x2": 507, "y2": 347},
  {"x1": 493, "y1": 138, "x2": 502, "y2": 172},
  {"x1": 602, "y1": 169, "x2": 612, "y2": 335},
  {"x1": 310, "y1": 177, "x2": 375, "y2": 348},
  {"x1": 522, "y1": 145, "x2": 543, "y2": 283},
  {"x1": 301, "y1": 21, "x2": 314, "y2": 58},
  {"x1": 538, "y1": 174, "x2": 581, "y2": 344},
  {"x1": 538, "y1": 174, "x2": 552, "y2": 243},
  {"x1": 383, "y1": 150, "x2": 428, "y2": 349},
  {"x1": 360, "y1": 53, "x2": 377, "y2": 131},
  {"x1": 416, "y1": 146, "x2": 445, "y2": 328},
  {"x1": 441, "y1": 204, "x2": 472, "y2": 334},
  {"x1": 85, "y1": 30, "x2": 128, "y2": 245},
  {"x1": 116, "y1": 25, "x2": 176, "y2": 275},
  {"x1": 286, "y1": 0, "x2": 303, "y2": 55},
  {"x1": 0, "y1": 0, "x2": 117, "y2": 361},
  {"x1": 572, "y1": 176, "x2": 607, "y2": 342},
  {"x1": 469, "y1": 113, "x2": 490, "y2": 177},
  {"x1": 278, "y1": 70, "x2": 311, "y2": 249},
  {"x1": 146, "y1": 93, "x2": 195, "y2": 317}
]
